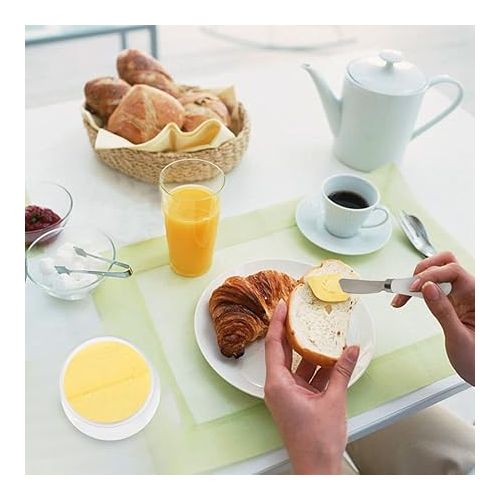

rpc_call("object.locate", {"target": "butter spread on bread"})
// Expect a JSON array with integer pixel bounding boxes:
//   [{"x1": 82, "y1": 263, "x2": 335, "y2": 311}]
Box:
[
  {"x1": 286, "y1": 260, "x2": 358, "y2": 367},
  {"x1": 305, "y1": 273, "x2": 350, "y2": 303}
]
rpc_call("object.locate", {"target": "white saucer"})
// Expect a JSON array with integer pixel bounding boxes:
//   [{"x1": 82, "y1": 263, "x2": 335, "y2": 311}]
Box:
[{"x1": 295, "y1": 194, "x2": 393, "y2": 256}]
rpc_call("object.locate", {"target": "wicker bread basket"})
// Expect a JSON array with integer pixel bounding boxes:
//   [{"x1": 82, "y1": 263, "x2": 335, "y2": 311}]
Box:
[{"x1": 82, "y1": 103, "x2": 250, "y2": 184}]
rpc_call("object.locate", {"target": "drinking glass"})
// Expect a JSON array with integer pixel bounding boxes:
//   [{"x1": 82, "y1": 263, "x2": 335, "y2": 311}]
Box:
[{"x1": 159, "y1": 159, "x2": 225, "y2": 277}]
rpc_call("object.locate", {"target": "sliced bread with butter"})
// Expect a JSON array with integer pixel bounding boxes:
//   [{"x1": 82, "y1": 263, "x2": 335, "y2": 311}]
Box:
[{"x1": 286, "y1": 260, "x2": 359, "y2": 367}]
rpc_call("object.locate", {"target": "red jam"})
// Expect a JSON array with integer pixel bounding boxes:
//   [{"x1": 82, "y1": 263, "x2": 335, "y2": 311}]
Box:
[{"x1": 25, "y1": 205, "x2": 61, "y2": 232}]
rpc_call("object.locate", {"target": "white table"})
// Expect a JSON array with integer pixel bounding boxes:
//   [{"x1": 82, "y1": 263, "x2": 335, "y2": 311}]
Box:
[{"x1": 25, "y1": 53, "x2": 474, "y2": 474}]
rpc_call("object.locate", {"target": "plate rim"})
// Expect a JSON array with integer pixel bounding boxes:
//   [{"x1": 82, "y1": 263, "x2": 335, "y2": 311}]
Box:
[
  {"x1": 295, "y1": 193, "x2": 393, "y2": 256},
  {"x1": 194, "y1": 258, "x2": 375, "y2": 399}
]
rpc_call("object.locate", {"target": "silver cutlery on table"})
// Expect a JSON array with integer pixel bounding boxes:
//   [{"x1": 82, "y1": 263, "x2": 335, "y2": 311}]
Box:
[
  {"x1": 339, "y1": 277, "x2": 452, "y2": 298},
  {"x1": 398, "y1": 210, "x2": 437, "y2": 258}
]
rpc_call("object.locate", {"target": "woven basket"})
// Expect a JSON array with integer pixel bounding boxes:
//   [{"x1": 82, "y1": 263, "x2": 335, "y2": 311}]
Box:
[{"x1": 82, "y1": 103, "x2": 250, "y2": 184}]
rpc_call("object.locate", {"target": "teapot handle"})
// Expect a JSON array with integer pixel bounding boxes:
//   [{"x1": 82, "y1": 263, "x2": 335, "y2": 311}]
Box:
[{"x1": 411, "y1": 75, "x2": 464, "y2": 140}]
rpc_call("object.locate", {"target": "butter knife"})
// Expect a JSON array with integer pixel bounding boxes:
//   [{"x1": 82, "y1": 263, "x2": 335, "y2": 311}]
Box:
[{"x1": 339, "y1": 277, "x2": 452, "y2": 298}]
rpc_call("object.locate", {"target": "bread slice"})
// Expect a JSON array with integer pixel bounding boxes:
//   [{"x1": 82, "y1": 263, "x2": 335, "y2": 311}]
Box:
[{"x1": 286, "y1": 260, "x2": 359, "y2": 367}]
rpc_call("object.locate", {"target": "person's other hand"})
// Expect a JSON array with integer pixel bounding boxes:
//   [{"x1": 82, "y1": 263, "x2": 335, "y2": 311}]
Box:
[
  {"x1": 264, "y1": 300, "x2": 360, "y2": 474},
  {"x1": 391, "y1": 252, "x2": 475, "y2": 385}
]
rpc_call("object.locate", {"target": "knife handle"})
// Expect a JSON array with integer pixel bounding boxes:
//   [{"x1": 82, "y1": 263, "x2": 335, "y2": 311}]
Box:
[{"x1": 393, "y1": 282, "x2": 452, "y2": 298}]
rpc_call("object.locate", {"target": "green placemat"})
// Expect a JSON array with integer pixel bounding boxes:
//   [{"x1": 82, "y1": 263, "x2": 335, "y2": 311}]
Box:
[{"x1": 93, "y1": 165, "x2": 473, "y2": 474}]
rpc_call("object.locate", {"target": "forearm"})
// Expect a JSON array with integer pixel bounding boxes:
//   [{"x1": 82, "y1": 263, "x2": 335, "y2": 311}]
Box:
[
  {"x1": 291, "y1": 452, "x2": 342, "y2": 475},
  {"x1": 287, "y1": 442, "x2": 344, "y2": 475},
  {"x1": 446, "y1": 333, "x2": 475, "y2": 386}
]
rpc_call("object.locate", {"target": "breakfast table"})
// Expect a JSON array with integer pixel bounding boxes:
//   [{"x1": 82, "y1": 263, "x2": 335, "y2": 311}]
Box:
[{"x1": 25, "y1": 51, "x2": 474, "y2": 474}]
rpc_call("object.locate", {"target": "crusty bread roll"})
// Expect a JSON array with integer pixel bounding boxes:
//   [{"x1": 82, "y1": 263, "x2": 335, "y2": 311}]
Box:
[
  {"x1": 117, "y1": 48, "x2": 181, "y2": 98},
  {"x1": 84, "y1": 77, "x2": 131, "y2": 122},
  {"x1": 107, "y1": 84, "x2": 185, "y2": 144},
  {"x1": 286, "y1": 260, "x2": 359, "y2": 367},
  {"x1": 179, "y1": 91, "x2": 231, "y2": 132}
]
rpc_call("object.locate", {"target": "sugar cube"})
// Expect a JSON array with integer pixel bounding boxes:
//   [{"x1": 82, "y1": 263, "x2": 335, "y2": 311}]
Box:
[{"x1": 39, "y1": 257, "x2": 56, "y2": 276}]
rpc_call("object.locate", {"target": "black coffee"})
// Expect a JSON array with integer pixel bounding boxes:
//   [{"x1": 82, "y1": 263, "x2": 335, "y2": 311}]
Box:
[{"x1": 328, "y1": 190, "x2": 369, "y2": 209}]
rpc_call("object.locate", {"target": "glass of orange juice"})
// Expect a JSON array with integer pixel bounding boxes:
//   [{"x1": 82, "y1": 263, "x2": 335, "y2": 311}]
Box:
[{"x1": 159, "y1": 159, "x2": 225, "y2": 277}]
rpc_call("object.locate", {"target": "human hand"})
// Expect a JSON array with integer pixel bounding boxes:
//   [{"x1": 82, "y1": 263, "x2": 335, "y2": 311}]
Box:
[
  {"x1": 264, "y1": 300, "x2": 360, "y2": 474},
  {"x1": 391, "y1": 252, "x2": 475, "y2": 385}
]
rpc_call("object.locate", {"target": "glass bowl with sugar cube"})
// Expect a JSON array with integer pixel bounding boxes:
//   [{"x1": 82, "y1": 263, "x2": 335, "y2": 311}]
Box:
[{"x1": 25, "y1": 225, "x2": 117, "y2": 300}]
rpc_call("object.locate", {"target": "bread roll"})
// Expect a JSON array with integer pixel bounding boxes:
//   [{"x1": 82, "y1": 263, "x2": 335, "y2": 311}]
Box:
[
  {"x1": 286, "y1": 260, "x2": 359, "y2": 367},
  {"x1": 179, "y1": 91, "x2": 231, "y2": 132},
  {"x1": 117, "y1": 48, "x2": 181, "y2": 98},
  {"x1": 84, "y1": 77, "x2": 131, "y2": 122},
  {"x1": 107, "y1": 84, "x2": 185, "y2": 144}
]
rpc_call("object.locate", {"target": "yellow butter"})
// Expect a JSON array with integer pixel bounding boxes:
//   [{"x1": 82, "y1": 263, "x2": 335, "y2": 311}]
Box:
[
  {"x1": 63, "y1": 340, "x2": 151, "y2": 424},
  {"x1": 306, "y1": 273, "x2": 350, "y2": 303}
]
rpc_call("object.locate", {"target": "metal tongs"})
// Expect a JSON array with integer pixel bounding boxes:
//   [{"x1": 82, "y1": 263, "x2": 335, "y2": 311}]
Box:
[{"x1": 54, "y1": 246, "x2": 133, "y2": 279}]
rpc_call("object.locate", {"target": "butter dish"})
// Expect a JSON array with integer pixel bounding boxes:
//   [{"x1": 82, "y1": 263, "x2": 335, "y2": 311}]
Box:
[{"x1": 59, "y1": 336, "x2": 160, "y2": 441}]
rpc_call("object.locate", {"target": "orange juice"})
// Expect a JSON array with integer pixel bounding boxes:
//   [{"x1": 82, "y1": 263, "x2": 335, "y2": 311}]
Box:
[{"x1": 163, "y1": 185, "x2": 220, "y2": 276}]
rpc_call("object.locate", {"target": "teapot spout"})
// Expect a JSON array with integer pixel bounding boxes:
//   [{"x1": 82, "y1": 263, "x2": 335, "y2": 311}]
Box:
[{"x1": 302, "y1": 63, "x2": 341, "y2": 136}]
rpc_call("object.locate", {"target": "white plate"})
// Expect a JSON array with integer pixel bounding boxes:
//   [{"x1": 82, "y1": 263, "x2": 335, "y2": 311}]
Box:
[
  {"x1": 194, "y1": 259, "x2": 376, "y2": 398},
  {"x1": 296, "y1": 194, "x2": 393, "y2": 256}
]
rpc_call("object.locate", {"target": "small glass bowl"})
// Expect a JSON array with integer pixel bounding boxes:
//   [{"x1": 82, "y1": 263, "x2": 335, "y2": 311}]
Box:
[
  {"x1": 25, "y1": 181, "x2": 73, "y2": 246},
  {"x1": 25, "y1": 224, "x2": 116, "y2": 300}
]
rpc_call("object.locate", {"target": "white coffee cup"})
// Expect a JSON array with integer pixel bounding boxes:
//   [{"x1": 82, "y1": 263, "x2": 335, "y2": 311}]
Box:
[{"x1": 322, "y1": 174, "x2": 389, "y2": 238}]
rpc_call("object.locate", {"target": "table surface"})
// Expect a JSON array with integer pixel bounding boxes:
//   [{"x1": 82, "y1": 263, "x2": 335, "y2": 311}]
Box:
[{"x1": 25, "y1": 51, "x2": 474, "y2": 474}]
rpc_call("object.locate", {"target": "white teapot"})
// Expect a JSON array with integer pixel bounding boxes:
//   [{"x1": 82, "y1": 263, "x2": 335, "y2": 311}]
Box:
[{"x1": 303, "y1": 50, "x2": 463, "y2": 172}]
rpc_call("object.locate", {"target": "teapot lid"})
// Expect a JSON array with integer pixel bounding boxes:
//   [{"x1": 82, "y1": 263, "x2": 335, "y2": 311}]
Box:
[{"x1": 347, "y1": 50, "x2": 427, "y2": 95}]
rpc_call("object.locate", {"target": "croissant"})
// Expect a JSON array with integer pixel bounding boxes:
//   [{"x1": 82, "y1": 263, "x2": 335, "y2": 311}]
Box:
[
  {"x1": 117, "y1": 48, "x2": 181, "y2": 98},
  {"x1": 209, "y1": 270, "x2": 297, "y2": 358}
]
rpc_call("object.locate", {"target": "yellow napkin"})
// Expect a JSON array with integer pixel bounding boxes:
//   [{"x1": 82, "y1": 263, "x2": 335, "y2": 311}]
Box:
[{"x1": 82, "y1": 85, "x2": 238, "y2": 153}]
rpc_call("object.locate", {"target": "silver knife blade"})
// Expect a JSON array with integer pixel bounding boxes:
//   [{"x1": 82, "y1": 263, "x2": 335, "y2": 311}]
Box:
[
  {"x1": 340, "y1": 278, "x2": 452, "y2": 298},
  {"x1": 338, "y1": 279, "x2": 386, "y2": 294}
]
